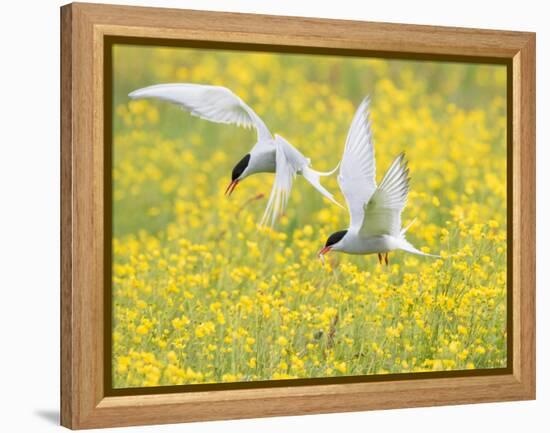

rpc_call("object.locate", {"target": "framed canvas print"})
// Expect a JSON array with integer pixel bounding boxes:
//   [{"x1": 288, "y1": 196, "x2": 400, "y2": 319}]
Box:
[{"x1": 60, "y1": 2, "x2": 535, "y2": 429}]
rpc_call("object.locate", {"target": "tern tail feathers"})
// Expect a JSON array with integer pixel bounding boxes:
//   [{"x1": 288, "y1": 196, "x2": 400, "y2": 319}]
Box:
[
  {"x1": 400, "y1": 218, "x2": 417, "y2": 236},
  {"x1": 302, "y1": 167, "x2": 344, "y2": 208},
  {"x1": 313, "y1": 161, "x2": 341, "y2": 177},
  {"x1": 397, "y1": 237, "x2": 440, "y2": 258}
]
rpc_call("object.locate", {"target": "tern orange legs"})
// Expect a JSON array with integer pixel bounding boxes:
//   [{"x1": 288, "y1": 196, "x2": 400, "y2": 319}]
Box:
[{"x1": 377, "y1": 253, "x2": 389, "y2": 266}]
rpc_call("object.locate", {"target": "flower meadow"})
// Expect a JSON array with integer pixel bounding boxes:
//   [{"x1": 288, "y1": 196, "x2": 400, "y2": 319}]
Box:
[{"x1": 112, "y1": 45, "x2": 508, "y2": 388}]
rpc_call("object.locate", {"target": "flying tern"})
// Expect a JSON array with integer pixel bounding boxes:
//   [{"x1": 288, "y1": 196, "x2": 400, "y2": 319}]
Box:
[
  {"x1": 129, "y1": 83, "x2": 341, "y2": 227},
  {"x1": 318, "y1": 97, "x2": 439, "y2": 265}
]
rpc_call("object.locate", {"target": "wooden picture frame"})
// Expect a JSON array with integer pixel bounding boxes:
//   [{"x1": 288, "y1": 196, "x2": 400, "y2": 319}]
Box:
[{"x1": 60, "y1": 2, "x2": 536, "y2": 429}]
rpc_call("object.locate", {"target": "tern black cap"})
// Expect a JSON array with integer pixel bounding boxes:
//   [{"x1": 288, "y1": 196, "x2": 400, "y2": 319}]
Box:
[
  {"x1": 325, "y1": 230, "x2": 348, "y2": 247},
  {"x1": 231, "y1": 154, "x2": 250, "y2": 181}
]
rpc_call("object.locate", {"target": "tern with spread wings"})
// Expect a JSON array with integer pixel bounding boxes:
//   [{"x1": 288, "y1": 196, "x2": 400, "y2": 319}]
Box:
[
  {"x1": 318, "y1": 97, "x2": 439, "y2": 265},
  {"x1": 129, "y1": 83, "x2": 341, "y2": 227}
]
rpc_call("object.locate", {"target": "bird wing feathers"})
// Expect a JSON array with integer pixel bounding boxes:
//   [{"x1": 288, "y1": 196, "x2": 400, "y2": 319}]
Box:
[
  {"x1": 129, "y1": 83, "x2": 272, "y2": 142},
  {"x1": 260, "y1": 135, "x2": 342, "y2": 227},
  {"x1": 337, "y1": 97, "x2": 377, "y2": 230},
  {"x1": 260, "y1": 134, "x2": 306, "y2": 227},
  {"x1": 359, "y1": 153, "x2": 410, "y2": 238}
]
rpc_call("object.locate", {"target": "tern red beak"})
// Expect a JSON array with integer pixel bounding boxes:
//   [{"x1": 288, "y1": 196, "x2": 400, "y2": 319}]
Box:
[
  {"x1": 225, "y1": 179, "x2": 239, "y2": 196},
  {"x1": 318, "y1": 246, "x2": 332, "y2": 256}
]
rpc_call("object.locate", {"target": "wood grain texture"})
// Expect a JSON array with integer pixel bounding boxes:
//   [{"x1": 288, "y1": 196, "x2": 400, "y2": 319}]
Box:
[
  {"x1": 60, "y1": 4, "x2": 73, "y2": 429},
  {"x1": 78, "y1": 2, "x2": 531, "y2": 57},
  {"x1": 60, "y1": 2, "x2": 536, "y2": 429},
  {"x1": 512, "y1": 35, "x2": 536, "y2": 395}
]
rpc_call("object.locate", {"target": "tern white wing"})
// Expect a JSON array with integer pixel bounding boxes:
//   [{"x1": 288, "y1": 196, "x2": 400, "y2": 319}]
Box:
[
  {"x1": 337, "y1": 97, "x2": 377, "y2": 230},
  {"x1": 129, "y1": 83, "x2": 272, "y2": 142},
  {"x1": 359, "y1": 153, "x2": 410, "y2": 238},
  {"x1": 260, "y1": 135, "x2": 304, "y2": 227},
  {"x1": 260, "y1": 135, "x2": 340, "y2": 227}
]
